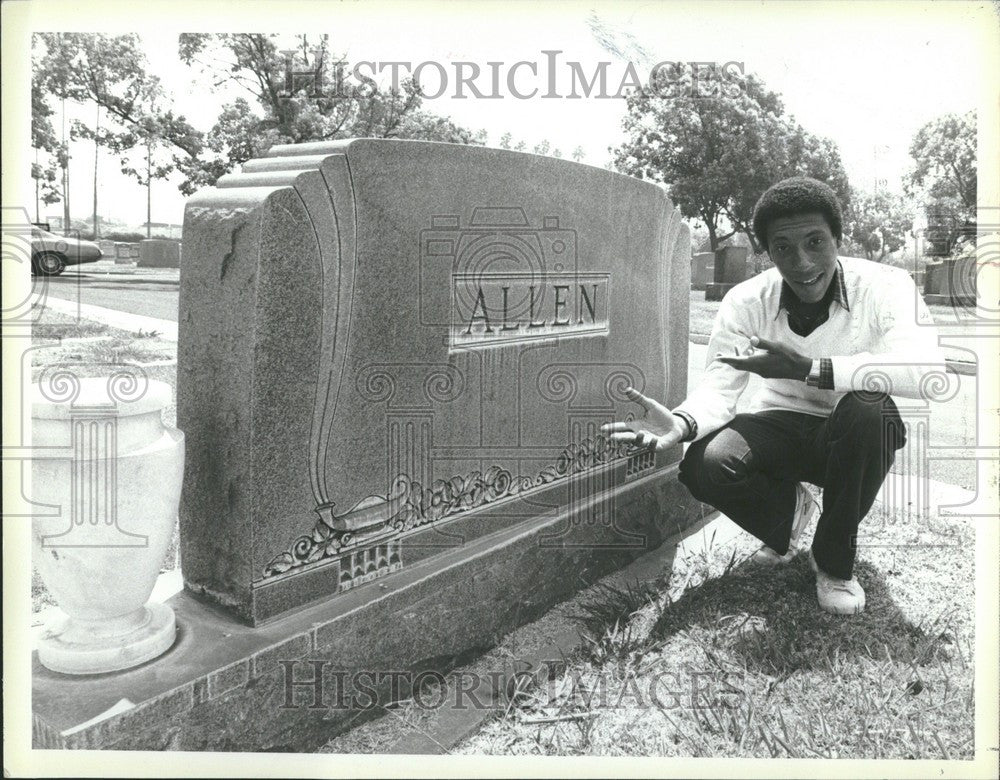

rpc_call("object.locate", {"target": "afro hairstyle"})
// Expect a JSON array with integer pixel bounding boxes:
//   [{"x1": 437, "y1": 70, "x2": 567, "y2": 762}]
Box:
[{"x1": 752, "y1": 177, "x2": 843, "y2": 251}]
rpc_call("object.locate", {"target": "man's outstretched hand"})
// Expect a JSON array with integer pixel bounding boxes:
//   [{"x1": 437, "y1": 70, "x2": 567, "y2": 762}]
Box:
[
  {"x1": 717, "y1": 336, "x2": 812, "y2": 380},
  {"x1": 600, "y1": 387, "x2": 686, "y2": 451}
]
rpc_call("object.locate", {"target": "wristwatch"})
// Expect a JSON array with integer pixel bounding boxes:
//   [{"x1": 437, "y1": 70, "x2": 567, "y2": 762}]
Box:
[
  {"x1": 805, "y1": 359, "x2": 823, "y2": 388},
  {"x1": 673, "y1": 411, "x2": 698, "y2": 442}
]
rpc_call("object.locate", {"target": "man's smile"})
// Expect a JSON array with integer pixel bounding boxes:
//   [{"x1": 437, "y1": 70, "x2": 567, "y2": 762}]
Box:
[{"x1": 792, "y1": 271, "x2": 824, "y2": 286}]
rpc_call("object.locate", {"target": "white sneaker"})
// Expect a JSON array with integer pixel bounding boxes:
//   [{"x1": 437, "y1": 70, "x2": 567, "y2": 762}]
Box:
[
  {"x1": 750, "y1": 483, "x2": 820, "y2": 565},
  {"x1": 810, "y1": 552, "x2": 866, "y2": 615}
]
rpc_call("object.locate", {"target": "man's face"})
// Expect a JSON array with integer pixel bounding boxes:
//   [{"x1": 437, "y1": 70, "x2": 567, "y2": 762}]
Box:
[{"x1": 765, "y1": 213, "x2": 840, "y2": 303}]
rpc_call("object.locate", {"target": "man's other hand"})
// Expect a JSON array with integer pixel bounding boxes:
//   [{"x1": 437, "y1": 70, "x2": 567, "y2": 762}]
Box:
[
  {"x1": 717, "y1": 336, "x2": 812, "y2": 380},
  {"x1": 600, "y1": 387, "x2": 686, "y2": 451}
]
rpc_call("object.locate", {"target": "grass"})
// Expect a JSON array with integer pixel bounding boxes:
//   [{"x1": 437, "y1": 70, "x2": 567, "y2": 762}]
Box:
[
  {"x1": 688, "y1": 296, "x2": 720, "y2": 336},
  {"x1": 455, "y1": 498, "x2": 974, "y2": 759},
  {"x1": 31, "y1": 310, "x2": 175, "y2": 374},
  {"x1": 31, "y1": 311, "x2": 111, "y2": 340}
]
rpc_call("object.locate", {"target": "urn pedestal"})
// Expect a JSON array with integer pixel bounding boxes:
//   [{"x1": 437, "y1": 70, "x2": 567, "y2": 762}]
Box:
[{"x1": 31, "y1": 376, "x2": 184, "y2": 675}]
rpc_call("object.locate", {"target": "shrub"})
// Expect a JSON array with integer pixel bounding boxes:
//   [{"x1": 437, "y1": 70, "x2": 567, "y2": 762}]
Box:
[
  {"x1": 103, "y1": 231, "x2": 149, "y2": 243},
  {"x1": 98, "y1": 232, "x2": 180, "y2": 243}
]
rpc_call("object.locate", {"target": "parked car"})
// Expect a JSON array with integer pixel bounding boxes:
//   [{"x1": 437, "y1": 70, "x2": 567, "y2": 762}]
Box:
[{"x1": 30, "y1": 227, "x2": 103, "y2": 276}]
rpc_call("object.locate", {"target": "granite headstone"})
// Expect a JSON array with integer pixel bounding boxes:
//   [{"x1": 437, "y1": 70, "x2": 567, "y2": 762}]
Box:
[
  {"x1": 178, "y1": 139, "x2": 693, "y2": 625},
  {"x1": 691, "y1": 251, "x2": 713, "y2": 291},
  {"x1": 923, "y1": 256, "x2": 977, "y2": 306},
  {"x1": 705, "y1": 245, "x2": 749, "y2": 301},
  {"x1": 138, "y1": 239, "x2": 181, "y2": 269}
]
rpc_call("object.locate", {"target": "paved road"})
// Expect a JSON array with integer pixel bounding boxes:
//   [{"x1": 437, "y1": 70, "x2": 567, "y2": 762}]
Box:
[
  {"x1": 43, "y1": 263, "x2": 984, "y2": 490},
  {"x1": 44, "y1": 266, "x2": 179, "y2": 322}
]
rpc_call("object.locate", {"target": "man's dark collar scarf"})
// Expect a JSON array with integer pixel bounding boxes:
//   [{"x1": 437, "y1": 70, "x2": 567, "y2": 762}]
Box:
[{"x1": 775, "y1": 259, "x2": 850, "y2": 337}]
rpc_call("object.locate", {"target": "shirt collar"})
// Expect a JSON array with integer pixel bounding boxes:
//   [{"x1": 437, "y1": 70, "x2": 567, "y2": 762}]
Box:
[{"x1": 775, "y1": 259, "x2": 850, "y2": 319}]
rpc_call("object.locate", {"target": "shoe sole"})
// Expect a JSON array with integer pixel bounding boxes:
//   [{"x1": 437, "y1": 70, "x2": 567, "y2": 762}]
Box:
[{"x1": 819, "y1": 603, "x2": 865, "y2": 615}]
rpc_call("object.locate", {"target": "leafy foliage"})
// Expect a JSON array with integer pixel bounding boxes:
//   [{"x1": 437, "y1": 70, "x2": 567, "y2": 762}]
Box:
[
  {"x1": 174, "y1": 33, "x2": 486, "y2": 194},
  {"x1": 613, "y1": 64, "x2": 850, "y2": 252},
  {"x1": 32, "y1": 33, "x2": 200, "y2": 229},
  {"x1": 497, "y1": 133, "x2": 578, "y2": 160},
  {"x1": 905, "y1": 111, "x2": 976, "y2": 256},
  {"x1": 844, "y1": 189, "x2": 914, "y2": 262},
  {"x1": 906, "y1": 111, "x2": 976, "y2": 217}
]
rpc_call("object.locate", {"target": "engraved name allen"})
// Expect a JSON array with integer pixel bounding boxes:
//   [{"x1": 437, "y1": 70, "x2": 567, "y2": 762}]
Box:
[{"x1": 451, "y1": 273, "x2": 610, "y2": 349}]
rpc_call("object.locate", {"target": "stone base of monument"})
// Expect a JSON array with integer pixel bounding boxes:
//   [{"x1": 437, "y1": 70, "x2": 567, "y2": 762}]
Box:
[
  {"x1": 32, "y1": 463, "x2": 704, "y2": 752},
  {"x1": 705, "y1": 282, "x2": 736, "y2": 301},
  {"x1": 37, "y1": 604, "x2": 177, "y2": 676},
  {"x1": 923, "y1": 293, "x2": 977, "y2": 307}
]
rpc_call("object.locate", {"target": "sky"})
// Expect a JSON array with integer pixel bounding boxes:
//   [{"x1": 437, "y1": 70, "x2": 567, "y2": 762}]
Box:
[{"x1": 20, "y1": 0, "x2": 996, "y2": 229}]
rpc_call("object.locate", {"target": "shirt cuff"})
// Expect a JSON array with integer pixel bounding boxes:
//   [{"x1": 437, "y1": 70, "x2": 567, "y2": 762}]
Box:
[{"x1": 806, "y1": 358, "x2": 834, "y2": 390}]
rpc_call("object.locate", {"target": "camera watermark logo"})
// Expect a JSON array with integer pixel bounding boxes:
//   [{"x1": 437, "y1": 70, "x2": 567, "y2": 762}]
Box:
[
  {"x1": 30, "y1": 366, "x2": 152, "y2": 548},
  {"x1": 2, "y1": 206, "x2": 63, "y2": 327}
]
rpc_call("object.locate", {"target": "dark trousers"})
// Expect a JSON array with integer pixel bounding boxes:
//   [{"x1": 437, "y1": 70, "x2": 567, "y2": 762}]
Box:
[{"x1": 678, "y1": 392, "x2": 907, "y2": 580}]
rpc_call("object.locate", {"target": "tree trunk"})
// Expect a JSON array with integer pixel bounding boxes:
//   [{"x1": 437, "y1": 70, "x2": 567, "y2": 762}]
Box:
[
  {"x1": 146, "y1": 141, "x2": 152, "y2": 239},
  {"x1": 61, "y1": 96, "x2": 70, "y2": 235},
  {"x1": 705, "y1": 221, "x2": 719, "y2": 252},
  {"x1": 34, "y1": 148, "x2": 41, "y2": 224},
  {"x1": 92, "y1": 103, "x2": 100, "y2": 240}
]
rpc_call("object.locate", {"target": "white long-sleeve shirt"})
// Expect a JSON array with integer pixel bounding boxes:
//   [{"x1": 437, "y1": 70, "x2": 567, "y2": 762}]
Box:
[{"x1": 674, "y1": 255, "x2": 947, "y2": 443}]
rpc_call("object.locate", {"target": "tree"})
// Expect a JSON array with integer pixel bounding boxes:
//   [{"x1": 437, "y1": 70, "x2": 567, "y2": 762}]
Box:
[
  {"x1": 613, "y1": 64, "x2": 850, "y2": 252},
  {"x1": 906, "y1": 111, "x2": 976, "y2": 256},
  {"x1": 33, "y1": 34, "x2": 84, "y2": 233},
  {"x1": 906, "y1": 111, "x2": 976, "y2": 217},
  {"x1": 175, "y1": 34, "x2": 486, "y2": 193},
  {"x1": 497, "y1": 133, "x2": 563, "y2": 158},
  {"x1": 31, "y1": 77, "x2": 61, "y2": 221},
  {"x1": 33, "y1": 33, "x2": 202, "y2": 235},
  {"x1": 844, "y1": 188, "x2": 914, "y2": 262},
  {"x1": 30, "y1": 161, "x2": 61, "y2": 223}
]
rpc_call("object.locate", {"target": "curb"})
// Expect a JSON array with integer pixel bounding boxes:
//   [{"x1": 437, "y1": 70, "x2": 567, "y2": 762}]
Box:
[{"x1": 40, "y1": 294, "x2": 178, "y2": 342}]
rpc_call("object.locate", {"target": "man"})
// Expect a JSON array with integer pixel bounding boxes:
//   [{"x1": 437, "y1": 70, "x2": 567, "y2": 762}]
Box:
[{"x1": 602, "y1": 176, "x2": 945, "y2": 615}]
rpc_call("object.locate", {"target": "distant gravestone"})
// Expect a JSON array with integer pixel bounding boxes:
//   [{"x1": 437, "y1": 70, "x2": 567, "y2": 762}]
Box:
[
  {"x1": 924, "y1": 256, "x2": 977, "y2": 306},
  {"x1": 691, "y1": 251, "x2": 713, "y2": 291},
  {"x1": 138, "y1": 239, "x2": 181, "y2": 268},
  {"x1": 705, "y1": 246, "x2": 749, "y2": 301},
  {"x1": 177, "y1": 139, "x2": 697, "y2": 625}
]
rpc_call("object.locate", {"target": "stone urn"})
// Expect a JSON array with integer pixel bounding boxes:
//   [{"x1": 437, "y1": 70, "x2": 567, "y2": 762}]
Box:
[{"x1": 31, "y1": 374, "x2": 184, "y2": 674}]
